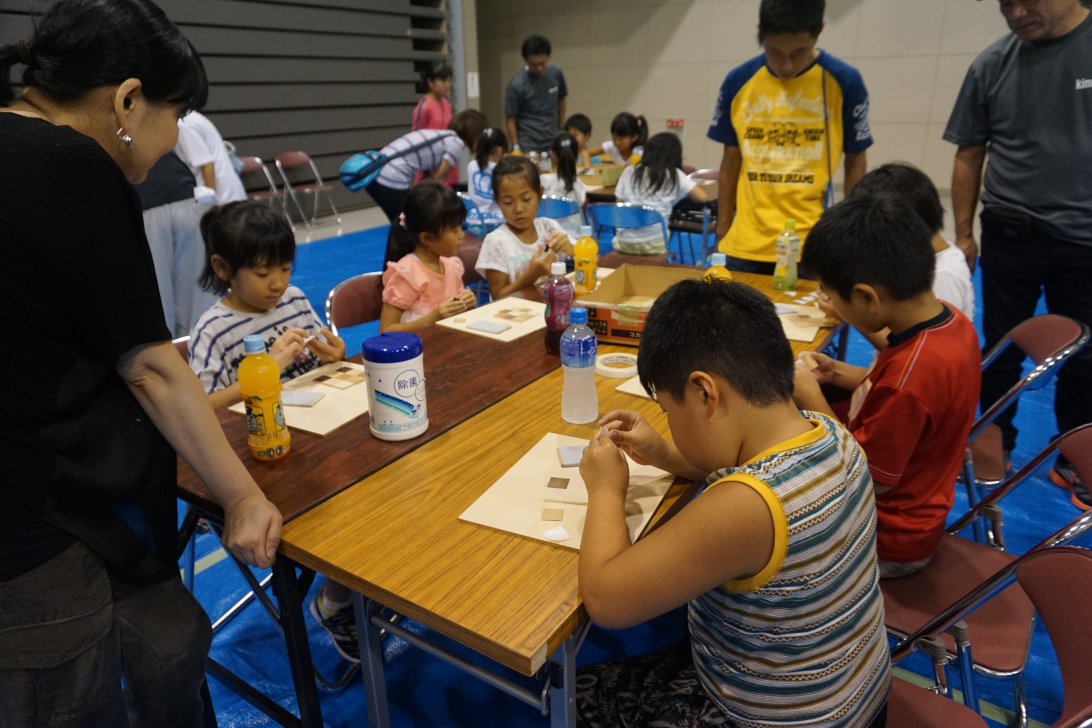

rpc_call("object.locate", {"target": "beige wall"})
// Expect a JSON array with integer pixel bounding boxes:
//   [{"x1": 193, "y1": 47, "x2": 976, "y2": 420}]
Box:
[{"x1": 477, "y1": 0, "x2": 1011, "y2": 196}]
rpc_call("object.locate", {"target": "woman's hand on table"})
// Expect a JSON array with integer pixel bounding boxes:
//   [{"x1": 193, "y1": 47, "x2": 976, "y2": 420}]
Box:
[{"x1": 221, "y1": 490, "x2": 282, "y2": 569}]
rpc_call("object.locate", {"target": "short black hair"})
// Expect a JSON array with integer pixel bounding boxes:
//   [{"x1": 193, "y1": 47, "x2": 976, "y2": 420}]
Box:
[
  {"x1": 758, "y1": 0, "x2": 825, "y2": 41},
  {"x1": 638, "y1": 279, "x2": 795, "y2": 406},
  {"x1": 801, "y1": 195, "x2": 935, "y2": 302},
  {"x1": 563, "y1": 113, "x2": 592, "y2": 137},
  {"x1": 491, "y1": 155, "x2": 541, "y2": 200},
  {"x1": 422, "y1": 60, "x2": 452, "y2": 83},
  {"x1": 851, "y1": 162, "x2": 944, "y2": 235},
  {"x1": 199, "y1": 201, "x2": 295, "y2": 295},
  {"x1": 0, "y1": 0, "x2": 207, "y2": 110},
  {"x1": 521, "y1": 35, "x2": 551, "y2": 59}
]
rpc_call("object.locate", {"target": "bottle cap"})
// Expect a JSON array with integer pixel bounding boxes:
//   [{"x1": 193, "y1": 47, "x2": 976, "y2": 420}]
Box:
[
  {"x1": 243, "y1": 334, "x2": 265, "y2": 354},
  {"x1": 362, "y1": 332, "x2": 422, "y2": 363},
  {"x1": 551, "y1": 261, "x2": 566, "y2": 275},
  {"x1": 711, "y1": 252, "x2": 726, "y2": 266},
  {"x1": 785, "y1": 219, "x2": 796, "y2": 230},
  {"x1": 570, "y1": 307, "x2": 588, "y2": 325},
  {"x1": 580, "y1": 225, "x2": 592, "y2": 237}
]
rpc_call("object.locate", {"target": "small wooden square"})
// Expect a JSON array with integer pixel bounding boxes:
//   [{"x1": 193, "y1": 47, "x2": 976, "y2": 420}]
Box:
[
  {"x1": 541, "y1": 508, "x2": 564, "y2": 522},
  {"x1": 547, "y1": 477, "x2": 569, "y2": 490}
]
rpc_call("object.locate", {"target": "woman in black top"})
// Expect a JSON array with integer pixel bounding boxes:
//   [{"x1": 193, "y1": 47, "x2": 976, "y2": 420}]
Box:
[{"x1": 0, "y1": 2, "x2": 281, "y2": 725}]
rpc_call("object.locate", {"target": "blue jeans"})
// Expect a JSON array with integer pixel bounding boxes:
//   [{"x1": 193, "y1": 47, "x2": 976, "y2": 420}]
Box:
[
  {"x1": 979, "y1": 207, "x2": 1092, "y2": 451},
  {"x1": 0, "y1": 542, "x2": 212, "y2": 728}
]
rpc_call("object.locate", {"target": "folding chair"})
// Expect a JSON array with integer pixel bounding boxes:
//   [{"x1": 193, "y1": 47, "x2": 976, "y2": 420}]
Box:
[
  {"x1": 887, "y1": 545, "x2": 1092, "y2": 728},
  {"x1": 586, "y1": 202, "x2": 669, "y2": 262},
  {"x1": 239, "y1": 155, "x2": 290, "y2": 227},
  {"x1": 663, "y1": 168, "x2": 719, "y2": 265},
  {"x1": 882, "y1": 423, "x2": 1092, "y2": 726},
  {"x1": 324, "y1": 272, "x2": 384, "y2": 336},
  {"x1": 537, "y1": 194, "x2": 584, "y2": 233},
  {"x1": 964, "y1": 314, "x2": 1090, "y2": 508},
  {"x1": 456, "y1": 240, "x2": 489, "y2": 306},
  {"x1": 276, "y1": 151, "x2": 341, "y2": 229},
  {"x1": 456, "y1": 192, "x2": 499, "y2": 238}
]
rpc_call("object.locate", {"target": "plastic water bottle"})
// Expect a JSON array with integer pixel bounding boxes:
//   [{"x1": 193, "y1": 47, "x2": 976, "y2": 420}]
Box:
[
  {"x1": 704, "y1": 252, "x2": 733, "y2": 282},
  {"x1": 538, "y1": 152, "x2": 552, "y2": 173},
  {"x1": 528, "y1": 150, "x2": 540, "y2": 170},
  {"x1": 237, "y1": 334, "x2": 290, "y2": 461},
  {"x1": 560, "y1": 307, "x2": 598, "y2": 424},
  {"x1": 574, "y1": 225, "x2": 598, "y2": 296},
  {"x1": 773, "y1": 219, "x2": 801, "y2": 290},
  {"x1": 543, "y1": 261, "x2": 574, "y2": 355}
]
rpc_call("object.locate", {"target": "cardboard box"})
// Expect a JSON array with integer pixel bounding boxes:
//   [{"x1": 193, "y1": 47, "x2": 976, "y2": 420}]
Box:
[
  {"x1": 577, "y1": 163, "x2": 624, "y2": 188},
  {"x1": 575, "y1": 264, "x2": 704, "y2": 345}
]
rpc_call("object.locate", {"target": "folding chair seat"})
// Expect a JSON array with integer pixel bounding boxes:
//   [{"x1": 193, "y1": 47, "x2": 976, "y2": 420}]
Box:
[
  {"x1": 887, "y1": 677, "x2": 989, "y2": 727},
  {"x1": 457, "y1": 192, "x2": 500, "y2": 238},
  {"x1": 324, "y1": 272, "x2": 384, "y2": 336},
  {"x1": 965, "y1": 314, "x2": 1089, "y2": 499},
  {"x1": 882, "y1": 423, "x2": 1092, "y2": 726},
  {"x1": 585, "y1": 202, "x2": 668, "y2": 262},
  {"x1": 276, "y1": 151, "x2": 341, "y2": 229}
]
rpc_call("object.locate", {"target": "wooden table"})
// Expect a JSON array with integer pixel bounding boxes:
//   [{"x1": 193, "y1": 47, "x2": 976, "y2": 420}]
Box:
[
  {"x1": 279, "y1": 347, "x2": 685, "y2": 728},
  {"x1": 274, "y1": 288, "x2": 843, "y2": 728},
  {"x1": 181, "y1": 267, "x2": 843, "y2": 727}
]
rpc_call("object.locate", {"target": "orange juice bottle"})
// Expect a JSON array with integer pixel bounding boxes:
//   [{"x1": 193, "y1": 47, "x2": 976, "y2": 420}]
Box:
[
  {"x1": 238, "y1": 334, "x2": 290, "y2": 461},
  {"x1": 574, "y1": 225, "x2": 598, "y2": 296},
  {"x1": 704, "y1": 252, "x2": 733, "y2": 282}
]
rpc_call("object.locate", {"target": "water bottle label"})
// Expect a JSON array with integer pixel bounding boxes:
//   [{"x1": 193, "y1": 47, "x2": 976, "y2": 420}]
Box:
[{"x1": 560, "y1": 334, "x2": 597, "y2": 367}]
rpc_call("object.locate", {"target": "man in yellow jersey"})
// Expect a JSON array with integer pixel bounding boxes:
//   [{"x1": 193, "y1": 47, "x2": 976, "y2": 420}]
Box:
[{"x1": 709, "y1": 0, "x2": 872, "y2": 274}]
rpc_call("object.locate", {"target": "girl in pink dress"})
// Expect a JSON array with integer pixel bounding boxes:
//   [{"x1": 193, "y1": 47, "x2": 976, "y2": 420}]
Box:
[
  {"x1": 379, "y1": 182, "x2": 477, "y2": 333},
  {"x1": 412, "y1": 62, "x2": 458, "y2": 187}
]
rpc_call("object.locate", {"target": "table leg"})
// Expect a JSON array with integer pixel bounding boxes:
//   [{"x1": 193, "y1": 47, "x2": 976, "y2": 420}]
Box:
[
  {"x1": 352, "y1": 593, "x2": 390, "y2": 728},
  {"x1": 548, "y1": 621, "x2": 591, "y2": 728},
  {"x1": 271, "y1": 556, "x2": 324, "y2": 728}
]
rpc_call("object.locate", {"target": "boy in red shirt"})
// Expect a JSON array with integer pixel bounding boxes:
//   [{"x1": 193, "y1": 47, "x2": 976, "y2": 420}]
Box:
[{"x1": 792, "y1": 194, "x2": 980, "y2": 578}]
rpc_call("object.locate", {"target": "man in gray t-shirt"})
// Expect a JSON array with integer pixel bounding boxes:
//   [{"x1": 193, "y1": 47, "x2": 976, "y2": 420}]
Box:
[
  {"x1": 944, "y1": 0, "x2": 1092, "y2": 503},
  {"x1": 504, "y1": 35, "x2": 568, "y2": 154}
]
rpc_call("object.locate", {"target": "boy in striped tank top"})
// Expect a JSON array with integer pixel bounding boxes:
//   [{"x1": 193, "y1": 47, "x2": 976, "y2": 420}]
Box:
[{"x1": 578, "y1": 279, "x2": 890, "y2": 727}]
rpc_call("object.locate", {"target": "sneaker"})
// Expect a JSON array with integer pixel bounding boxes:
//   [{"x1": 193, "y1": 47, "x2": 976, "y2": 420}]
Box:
[
  {"x1": 309, "y1": 593, "x2": 360, "y2": 663},
  {"x1": 1050, "y1": 456, "x2": 1090, "y2": 510}
]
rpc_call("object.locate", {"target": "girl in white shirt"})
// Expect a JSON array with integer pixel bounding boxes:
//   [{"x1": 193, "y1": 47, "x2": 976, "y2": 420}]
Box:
[
  {"x1": 476, "y1": 156, "x2": 575, "y2": 299},
  {"x1": 613, "y1": 132, "x2": 708, "y2": 256},
  {"x1": 466, "y1": 127, "x2": 508, "y2": 227},
  {"x1": 540, "y1": 132, "x2": 588, "y2": 237},
  {"x1": 585, "y1": 112, "x2": 647, "y2": 167}
]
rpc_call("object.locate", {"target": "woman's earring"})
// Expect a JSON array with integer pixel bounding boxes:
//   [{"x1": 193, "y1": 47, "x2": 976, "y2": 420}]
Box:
[{"x1": 116, "y1": 127, "x2": 133, "y2": 148}]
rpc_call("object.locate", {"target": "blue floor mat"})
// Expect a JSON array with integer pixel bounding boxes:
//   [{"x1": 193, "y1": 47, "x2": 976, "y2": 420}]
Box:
[{"x1": 184, "y1": 230, "x2": 1078, "y2": 726}]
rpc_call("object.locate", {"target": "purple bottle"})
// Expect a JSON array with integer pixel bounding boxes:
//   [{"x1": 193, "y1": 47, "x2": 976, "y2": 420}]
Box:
[{"x1": 543, "y1": 261, "x2": 574, "y2": 355}]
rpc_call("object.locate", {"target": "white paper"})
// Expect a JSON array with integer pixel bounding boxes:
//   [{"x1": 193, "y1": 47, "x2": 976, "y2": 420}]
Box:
[{"x1": 542, "y1": 525, "x2": 572, "y2": 542}]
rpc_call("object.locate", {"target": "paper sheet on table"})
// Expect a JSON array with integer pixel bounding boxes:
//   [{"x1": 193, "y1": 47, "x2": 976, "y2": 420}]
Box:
[
  {"x1": 778, "y1": 304, "x2": 829, "y2": 342},
  {"x1": 615, "y1": 375, "x2": 653, "y2": 400},
  {"x1": 459, "y1": 433, "x2": 674, "y2": 550},
  {"x1": 228, "y1": 361, "x2": 369, "y2": 437},
  {"x1": 436, "y1": 297, "x2": 548, "y2": 342}
]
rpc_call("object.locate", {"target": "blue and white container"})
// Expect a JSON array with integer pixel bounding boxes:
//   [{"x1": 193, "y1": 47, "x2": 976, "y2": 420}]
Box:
[{"x1": 362, "y1": 332, "x2": 428, "y2": 441}]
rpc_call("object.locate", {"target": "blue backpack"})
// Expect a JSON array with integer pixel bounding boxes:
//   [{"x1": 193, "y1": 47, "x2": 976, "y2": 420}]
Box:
[{"x1": 339, "y1": 131, "x2": 456, "y2": 192}]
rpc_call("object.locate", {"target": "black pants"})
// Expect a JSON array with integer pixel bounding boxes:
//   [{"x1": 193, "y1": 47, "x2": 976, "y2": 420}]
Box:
[
  {"x1": 979, "y1": 207, "x2": 1092, "y2": 451},
  {"x1": 364, "y1": 181, "x2": 409, "y2": 227}
]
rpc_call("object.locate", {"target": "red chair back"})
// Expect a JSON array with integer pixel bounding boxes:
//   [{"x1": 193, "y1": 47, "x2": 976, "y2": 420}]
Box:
[
  {"x1": 325, "y1": 273, "x2": 384, "y2": 334},
  {"x1": 173, "y1": 336, "x2": 189, "y2": 361},
  {"x1": 1009, "y1": 314, "x2": 1089, "y2": 366},
  {"x1": 1014, "y1": 547, "x2": 1092, "y2": 726},
  {"x1": 277, "y1": 151, "x2": 312, "y2": 169}
]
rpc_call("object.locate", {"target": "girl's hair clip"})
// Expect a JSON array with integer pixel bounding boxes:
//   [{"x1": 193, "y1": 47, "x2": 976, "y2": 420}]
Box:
[
  {"x1": 560, "y1": 138, "x2": 572, "y2": 148},
  {"x1": 399, "y1": 212, "x2": 408, "y2": 229}
]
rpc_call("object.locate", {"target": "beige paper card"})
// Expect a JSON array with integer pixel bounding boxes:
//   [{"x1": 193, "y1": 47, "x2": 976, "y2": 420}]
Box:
[
  {"x1": 778, "y1": 304, "x2": 828, "y2": 342},
  {"x1": 228, "y1": 361, "x2": 370, "y2": 437},
  {"x1": 459, "y1": 432, "x2": 674, "y2": 550},
  {"x1": 436, "y1": 297, "x2": 548, "y2": 342}
]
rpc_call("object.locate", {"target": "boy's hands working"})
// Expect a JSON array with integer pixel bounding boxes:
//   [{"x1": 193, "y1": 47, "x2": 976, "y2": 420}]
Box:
[
  {"x1": 599, "y1": 409, "x2": 707, "y2": 482},
  {"x1": 579, "y1": 434, "x2": 630, "y2": 497}
]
